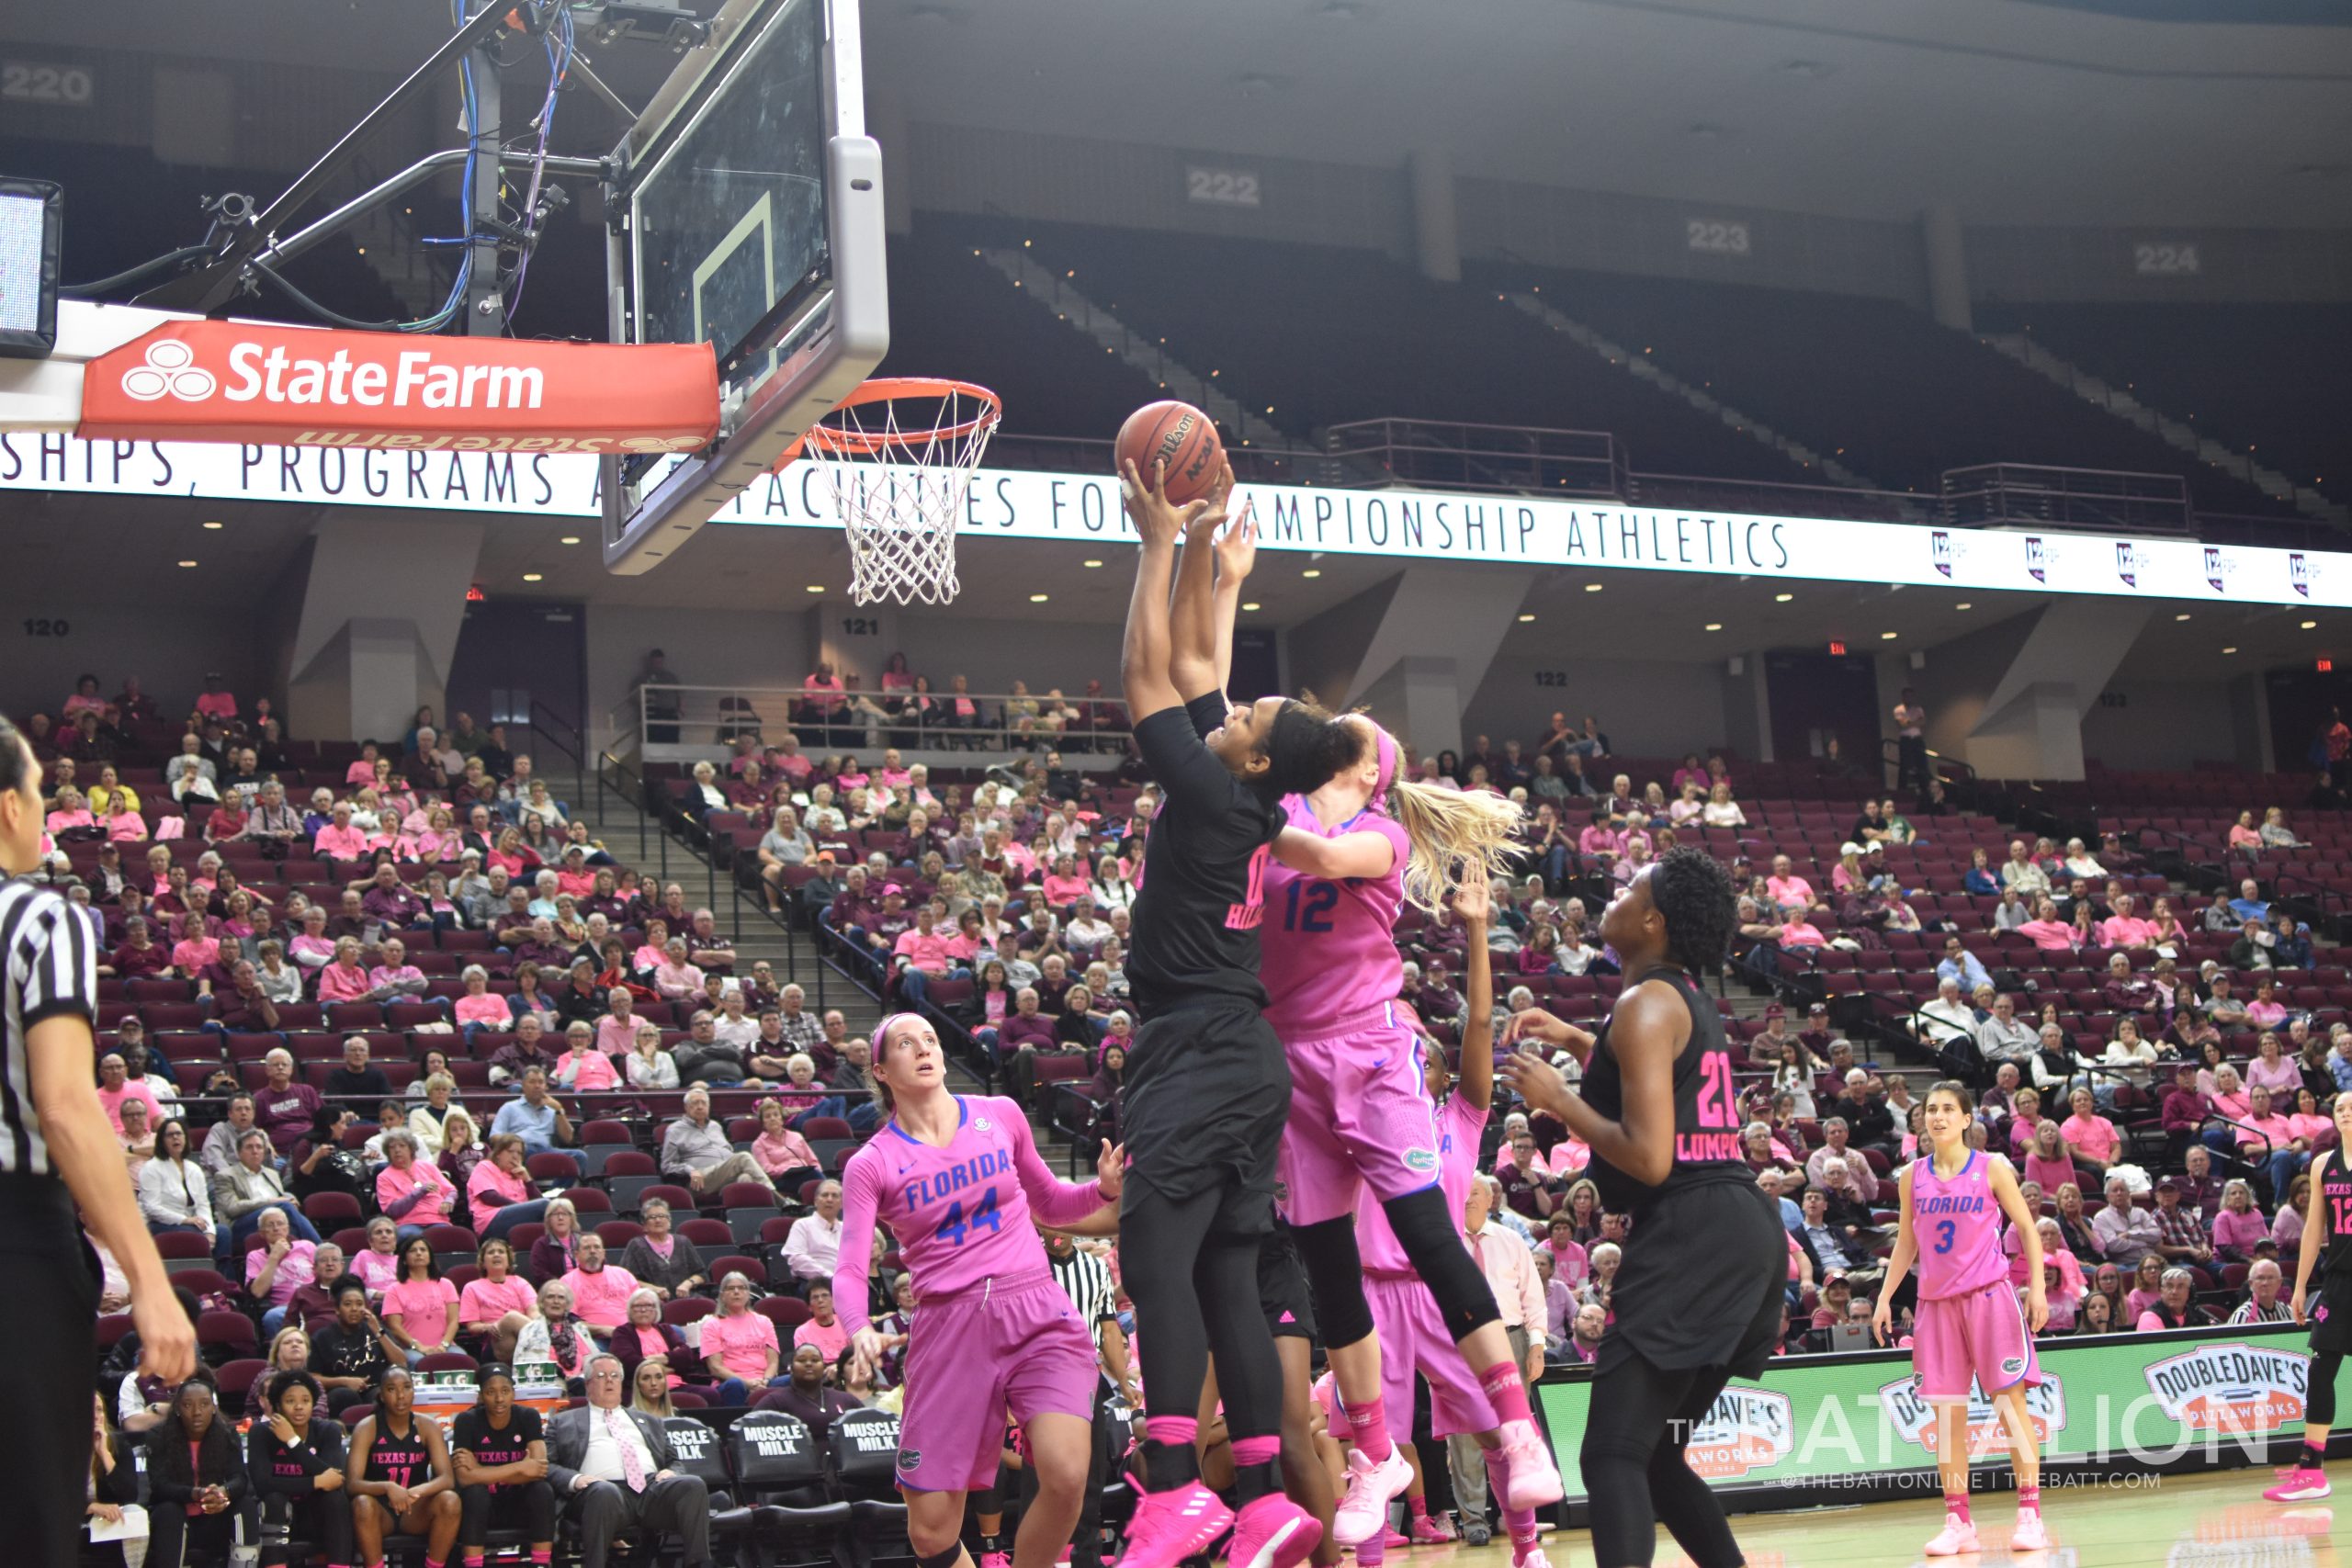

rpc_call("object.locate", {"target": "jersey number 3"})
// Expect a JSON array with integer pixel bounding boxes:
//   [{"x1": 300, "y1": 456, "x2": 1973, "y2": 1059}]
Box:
[
  {"x1": 1279, "y1": 880, "x2": 1338, "y2": 933},
  {"x1": 1930, "y1": 1219, "x2": 1957, "y2": 1255},
  {"x1": 937, "y1": 1187, "x2": 1002, "y2": 1247}
]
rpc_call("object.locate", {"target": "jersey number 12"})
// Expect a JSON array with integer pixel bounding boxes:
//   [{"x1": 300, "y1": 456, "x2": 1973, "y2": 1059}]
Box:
[
  {"x1": 1280, "y1": 880, "x2": 1338, "y2": 933},
  {"x1": 938, "y1": 1187, "x2": 1002, "y2": 1247}
]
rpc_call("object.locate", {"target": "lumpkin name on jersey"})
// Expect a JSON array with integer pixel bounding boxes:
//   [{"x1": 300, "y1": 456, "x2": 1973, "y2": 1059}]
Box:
[{"x1": 1674, "y1": 1132, "x2": 1745, "y2": 1161}]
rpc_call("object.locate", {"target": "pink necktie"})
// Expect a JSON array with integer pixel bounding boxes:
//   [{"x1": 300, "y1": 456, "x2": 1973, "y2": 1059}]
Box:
[{"x1": 605, "y1": 1407, "x2": 646, "y2": 1492}]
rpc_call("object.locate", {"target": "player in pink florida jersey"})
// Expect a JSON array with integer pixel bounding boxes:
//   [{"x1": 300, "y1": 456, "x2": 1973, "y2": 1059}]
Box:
[
  {"x1": 1351, "y1": 879, "x2": 1553, "y2": 1568},
  {"x1": 1872, "y1": 1080, "x2": 2049, "y2": 1556},
  {"x1": 841, "y1": 1014, "x2": 1123, "y2": 1568},
  {"x1": 1258, "y1": 716, "x2": 1559, "y2": 1541}
]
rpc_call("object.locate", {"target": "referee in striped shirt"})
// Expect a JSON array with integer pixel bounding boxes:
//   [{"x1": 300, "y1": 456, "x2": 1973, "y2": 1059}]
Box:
[
  {"x1": 1041, "y1": 1229, "x2": 1135, "y2": 1568},
  {"x1": 0, "y1": 716, "x2": 193, "y2": 1564}
]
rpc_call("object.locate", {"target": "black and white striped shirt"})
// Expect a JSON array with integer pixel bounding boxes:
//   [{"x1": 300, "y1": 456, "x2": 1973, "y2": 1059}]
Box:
[
  {"x1": 1, "y1": 877, "x2": 102, "y2": 1175},
  {"x1": 1048, "y1": 1243, "x2": 1117, "y2": 1327}
]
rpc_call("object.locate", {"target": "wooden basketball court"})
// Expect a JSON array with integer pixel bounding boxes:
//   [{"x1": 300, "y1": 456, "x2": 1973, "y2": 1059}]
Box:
[{"x1": 1426, "y1": 1468, "x2": 2339, "y2": 1568}]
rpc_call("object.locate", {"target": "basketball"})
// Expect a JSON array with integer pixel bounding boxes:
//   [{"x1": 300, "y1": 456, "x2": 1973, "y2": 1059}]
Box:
[{"x1": 1115, "y1": 400, "x2": 1226, "y2": 507}]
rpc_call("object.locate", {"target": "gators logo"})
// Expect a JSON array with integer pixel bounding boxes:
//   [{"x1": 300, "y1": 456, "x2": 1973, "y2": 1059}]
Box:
[
  {"x1": 1402, "y1": 1147, "x2": 1440, "y2": 1174},
  {"x1": 897, "y1": 1450, "x2": 923, "y2": 1472}
]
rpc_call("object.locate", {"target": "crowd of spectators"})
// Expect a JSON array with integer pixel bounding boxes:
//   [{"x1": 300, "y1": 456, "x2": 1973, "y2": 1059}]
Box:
[{"x1": 47, "y1": 661, "x2": 2352, "y2": 1562}]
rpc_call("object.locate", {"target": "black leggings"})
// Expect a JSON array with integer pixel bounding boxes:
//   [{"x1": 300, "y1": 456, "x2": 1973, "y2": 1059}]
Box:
[
  {"x1": 459, "y1": 1479, "x2": 557, "y2": 1546},
  {"x1": 1125, "y1": 1185, "x2": 1285, "y2": 1453},
  {"x1": 260, "y1": 1488, "x2": 353, "y2": 1567},
  {"x1": 1580, "y1": 1349, "x2": 1745, "y2": 1568},
  {"x1": 151, "y1": 1502, "x2": 254, "y2": 1567},
  {"x1": 1294, "y1": 1189, "x2": 1502, "y2": 1351},
  {"x1": 2311, "y1": 1351, "x2": 2343, "y2": 1429}
]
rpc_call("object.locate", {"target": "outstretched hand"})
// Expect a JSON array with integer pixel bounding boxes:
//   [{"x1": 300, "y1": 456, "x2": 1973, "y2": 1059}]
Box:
[
  {"x1": 1096, "y1": 1140, "x2": 1125, "y2": 1200},
  {"x1": 1498, "y1": 1042, "x2": 1575, "y2": 1120},
  {"x1": 1503, "y1": 1007, "x2": 1594, "y2": 1063},
  {"x1": 1215, "y1": 506, "x2": 1258, "y2": 587},
  {"x1": 1121, "y1": 459, "x2": 1206, "y2": 550}
]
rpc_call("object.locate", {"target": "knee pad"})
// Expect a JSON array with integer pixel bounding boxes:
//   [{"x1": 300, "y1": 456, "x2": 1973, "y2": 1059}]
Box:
[
  {"x1": 917, "y1": 1548, "x2": 966, "y2": 1568},
  {"x1": 1289, "y1": 1217, "x2": 1375, "y2": 1348},
  {"x1": 2310, "y1": 1353, "x2": 2342, "y2": 1428},
  {"x1": 1380, "y1": 1187, "x2": 1502, "y2": 1341}
]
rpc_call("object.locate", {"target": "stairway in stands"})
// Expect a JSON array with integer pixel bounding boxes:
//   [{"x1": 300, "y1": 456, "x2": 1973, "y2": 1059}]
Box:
[
  {"x1": 571, "y1": 791, "x2": 978, "y2": 1107},
  {"x1": 1980, "y1": 333, "x2": 2349, "y2": 528},
  {"x1": 1507, "y1": 291, "x2": 1888, "y2": 495},
  {"x1": 568, "y1": 795, "x2": 892, "y2": 1045}
]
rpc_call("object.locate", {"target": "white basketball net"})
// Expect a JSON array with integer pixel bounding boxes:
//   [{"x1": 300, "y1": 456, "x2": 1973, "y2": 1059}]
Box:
[{"x1": 806, "y1": 380, "x2": 1001, "y2": 606}]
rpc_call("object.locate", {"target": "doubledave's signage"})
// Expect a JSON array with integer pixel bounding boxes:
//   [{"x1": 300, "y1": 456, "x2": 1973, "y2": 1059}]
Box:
[
  {"x1": 1536, "y1": 1326, "x2": 2346, "y2": 1503},
  {"x1": 3, "y1": 428, "x2": 2340, "y2": 608}
]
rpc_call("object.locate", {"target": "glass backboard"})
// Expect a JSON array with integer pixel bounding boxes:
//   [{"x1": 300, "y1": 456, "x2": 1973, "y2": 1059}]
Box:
[{"x1": 601, "y1": 0, "x2": 887, "y2": 574}]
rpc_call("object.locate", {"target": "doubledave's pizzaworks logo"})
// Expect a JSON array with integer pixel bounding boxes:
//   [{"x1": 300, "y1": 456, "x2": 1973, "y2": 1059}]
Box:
[
  {"x1": 1678, "y1": 1385, "x2": 1795, "y2": 1479},
  {"x1": 1877, "y1": 1371, "x2": 2066, "y2": 1456},
  {"x1": 2143, "y1": 1342, "x2": 2310, "y2": 1436}
]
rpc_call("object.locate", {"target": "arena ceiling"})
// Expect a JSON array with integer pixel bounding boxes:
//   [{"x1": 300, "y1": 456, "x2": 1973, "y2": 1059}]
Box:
[{"x1": 6, "y1": 0, "x2": 2348, "y2": 231}]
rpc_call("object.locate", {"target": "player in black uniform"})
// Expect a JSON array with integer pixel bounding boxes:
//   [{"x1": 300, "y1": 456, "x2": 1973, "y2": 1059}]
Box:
[
  {"x1": 1501, "y1": 847, "x2": 1781, "y2": 1568},
  {"x1": 350, "y1": 1367, "x2": 463, "y2": 1566},
  {"x1": 449, "y1": 1366, "x2": 558, "y2": 1566},
  {"x1": 1114, "y1": 457, "x2": 1364, "y2": 1568},
  {"x1": 2267, "y1": 1092, "x2": 2352, "y2": 1502}
]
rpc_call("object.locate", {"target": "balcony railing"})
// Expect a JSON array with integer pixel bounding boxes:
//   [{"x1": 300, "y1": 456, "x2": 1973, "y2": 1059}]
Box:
[
  {"x1": 1939, "y1": 464, "x2": 2195, "y2": 536},
  {"x1": 611, "y1": 684, "x2": 1135, "y2": 761}
]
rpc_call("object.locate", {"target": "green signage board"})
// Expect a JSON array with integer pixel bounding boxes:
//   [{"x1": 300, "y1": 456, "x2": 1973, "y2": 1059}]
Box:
[{"x1": 1538, "y1": 1326, "x2": 2347, "y2": 1499}]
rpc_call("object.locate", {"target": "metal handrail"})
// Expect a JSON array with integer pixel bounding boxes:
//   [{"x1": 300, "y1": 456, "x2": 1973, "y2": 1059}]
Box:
[{"x1": 613, "y1": 683, "x2": 1136, "y2": 755}]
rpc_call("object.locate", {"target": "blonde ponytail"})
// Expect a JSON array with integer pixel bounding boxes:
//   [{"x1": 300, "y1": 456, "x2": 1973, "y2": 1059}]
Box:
[{"x1": 1385, "y1": 778, "x2": 1522, "y2": 914}]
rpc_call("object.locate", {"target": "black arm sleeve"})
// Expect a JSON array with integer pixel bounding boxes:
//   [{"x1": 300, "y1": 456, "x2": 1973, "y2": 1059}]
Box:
[
  {"x1": 1134, "y1": 707, "x2": 1244, "y2": 821},
  {"x1": 1184, "y1": 691, "x2": 1228, "y2": 744}
]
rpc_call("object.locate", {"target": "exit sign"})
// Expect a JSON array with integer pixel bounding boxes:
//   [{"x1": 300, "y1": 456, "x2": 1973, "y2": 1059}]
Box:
[
  {"x1": 1828, "y1": 640, "x2": 1848, "y2": 657},
  {"x1": 2321, "y1": 659, "x2": 2334, "y2": 672}
]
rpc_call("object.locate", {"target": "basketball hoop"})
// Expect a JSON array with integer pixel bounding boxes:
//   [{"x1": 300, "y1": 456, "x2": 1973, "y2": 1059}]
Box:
[{"x1": 801, "y1": 377, "x2": 1001, "y2": 605}]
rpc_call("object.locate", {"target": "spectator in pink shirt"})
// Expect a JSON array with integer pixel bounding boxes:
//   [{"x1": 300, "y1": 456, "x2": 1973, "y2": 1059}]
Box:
[
  {"x1": 791, "y1": 1281, "x2": 850, "y2": 1362},
  {"x1": 2017, "y1": 897, "x2": 2080, "y2": 953},
  {"x1": 2060, "y1": 1087, "x2": 2120, "y2": 1179},
  {"x1": 2227, "y1": 1085, "x2": 2312, "y2": 1201},
  {"x1": 169, "y1": 909, "x2": 220, "y2": 978},
  {"x1": 560, "y1": 1234, "x2": 640, "y2": 1333},
  {"x1": 1041, "y1": 855, "x2": 1091, "y2": 911},
  {"x1": 194, "y1": 673, "x2": 239, "y2": 722},
  {"x1": 364, "y1": 937, "x2": 427, "y2": 1002},
  {"x1": 1764, "y1": 854, "x2": 1818, "y2": 917},
  {"x1": 43, "y1": 784, "x2": 95, "y2": 837},
  {"x1": 891, "y1": 906, "x2": 962, "y2": 1008},
  {"x1": 553, "y1": 1020, "x2": 620, "y2": 1092},
  {"x1": 2098, "y1": 894, "x2": 2158, "y2": 952},
  {"x1": 312, "y1": 802, "x2": 370, "y2": 864},
  {"x1": 750, "y1": 1099, "x2": 823, "y2": 1189},
  {"x1": 244, "y1": 1207, "x2": 316, "y2": 1310},
  {"x1": 699, "y1": 1273, "x2": 782, "y2": 1404},
  {"x1": 317, "y1": 937, "x2": 372, "y2": 1002},
  {"x1": 95, "y1": 1051, "x2": 164, "y2": 1135},
  {"x1": 454, "y1": 964, "x2": 509, "y2": 1037},
  {"x1": 376, "y1": 1131, "x2": 458, "y2": 1240},
  {"x1": 651, "y1": 937, "x2": 703, "y2": 1001},
  {"x1": 2211, "y1": 1179, "x2": 2270, "y2": 1263}
]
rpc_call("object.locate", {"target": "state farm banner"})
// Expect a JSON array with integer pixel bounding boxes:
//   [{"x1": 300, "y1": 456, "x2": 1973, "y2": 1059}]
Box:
[{"x1": 75, "y1": 319, "x2": 718, "y2": 455}]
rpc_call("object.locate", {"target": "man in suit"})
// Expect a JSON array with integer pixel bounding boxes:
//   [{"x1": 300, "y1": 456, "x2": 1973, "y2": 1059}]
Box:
[{"x1": 547, "y1": 1354, "x2": 712, "y2": 1568}]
